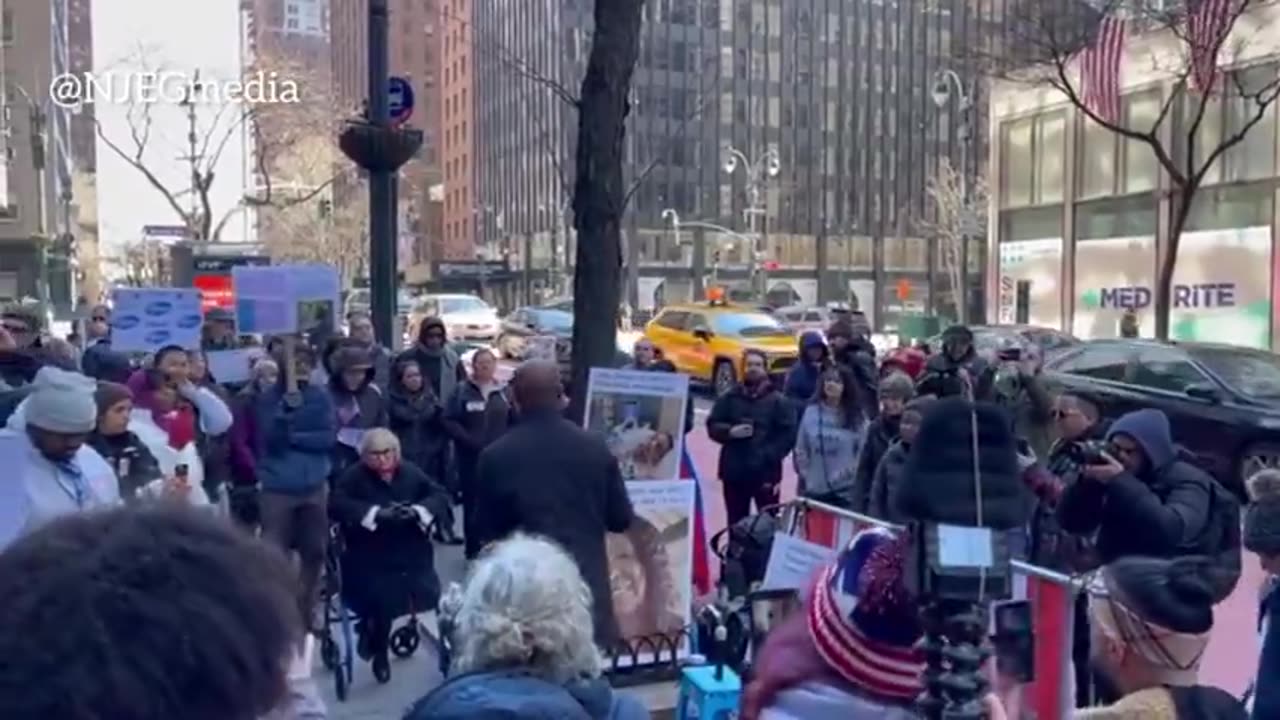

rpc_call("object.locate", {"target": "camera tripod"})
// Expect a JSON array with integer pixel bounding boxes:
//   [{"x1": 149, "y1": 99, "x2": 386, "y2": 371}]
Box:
[{"x1": 917, "y1": 597, "x2": 991, "y2": 720}]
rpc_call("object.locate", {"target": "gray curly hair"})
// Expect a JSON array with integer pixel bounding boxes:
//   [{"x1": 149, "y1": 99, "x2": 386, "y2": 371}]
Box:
[{"x1": 448, "y1": 533, "x2": 602, "y2": 682}]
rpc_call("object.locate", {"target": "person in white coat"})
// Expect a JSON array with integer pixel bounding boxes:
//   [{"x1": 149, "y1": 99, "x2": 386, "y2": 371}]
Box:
[{"x1": 0, "y1": 366, "x2": 119, "y2": 550}]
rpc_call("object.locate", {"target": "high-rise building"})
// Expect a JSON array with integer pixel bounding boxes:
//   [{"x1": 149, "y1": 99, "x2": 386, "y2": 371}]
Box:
[
  {"x1": 438, "y1": 0, "x2": 475, "y2": 263},
  {"x1": 473, "y1": 0, "x2": 1010, "y2": 328},
  {"x1": 0, "y1": 0, "x2": 86, "y2": 313}
]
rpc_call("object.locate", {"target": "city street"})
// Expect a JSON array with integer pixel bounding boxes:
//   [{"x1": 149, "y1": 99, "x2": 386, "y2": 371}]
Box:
[{"x1": 317, "y1": 384, "x2": 1260, "y2": 717}]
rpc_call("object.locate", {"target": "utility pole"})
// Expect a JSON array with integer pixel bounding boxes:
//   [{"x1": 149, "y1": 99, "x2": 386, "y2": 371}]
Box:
[{"x1": 177, "y1": 74, "x2": 204, "y2": 235}]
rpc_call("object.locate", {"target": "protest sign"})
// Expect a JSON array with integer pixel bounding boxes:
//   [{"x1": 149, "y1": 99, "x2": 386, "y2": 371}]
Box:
[
  {"x1": 109, "y1": 288, "x2": 204, "y2": 353},
  {"x1": 584, "y1": 368, "x2": 689, "y2": 482},
  {"x1": 232, "y1": 264, "x2": 339, "y2": 336},
  {"x1": 761, "y1": 532, "x2": 837, "y2": 591},
  {"x1": 205, "y1": 348, "x2": 264, "y2": 385}
]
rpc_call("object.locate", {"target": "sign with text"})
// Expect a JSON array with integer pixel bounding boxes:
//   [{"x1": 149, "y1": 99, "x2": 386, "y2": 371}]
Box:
[
  {"x1": 109, "y1": 288, "x2": 203, "y2": 353},
  {"x1": 232, "y1": 264, "x2": 340, "y2": 335}
]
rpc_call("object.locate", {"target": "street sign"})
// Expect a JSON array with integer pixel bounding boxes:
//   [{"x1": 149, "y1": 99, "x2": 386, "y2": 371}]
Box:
[
  {"x1": 388, "y1": 76, "x2": 415, "y2": 125},
  {"x1": 143, "y1": 224, "x2": 188, "y2": 239}
]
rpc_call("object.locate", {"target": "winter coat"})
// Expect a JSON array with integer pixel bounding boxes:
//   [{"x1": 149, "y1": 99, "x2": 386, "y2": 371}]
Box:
[
  {"x1": 88, "y1": 429, "x2": 164, "y2": 503},
  {"x1": 387, "y1": 367, "x2": 449, "y2": 482},
  {"x1": 195, "y1": 378, "x2": 235, "y2": 502},
  {"x1": 327, "y1": 351, "x2": 389, "y2": 478},
  {"x1": 782, "y1": 332, "x2": 828, "y2": 404},
  {"x1": 405, "y1": 669, "x2": 650, "y2": 720},
  {"x1": 328, "y1": 460, "x2": 451, "y2": 618},
  {"x1": 472, "y1": 409, "x2": 635, "y2": 646},
  {"x1": 792, "y1": 403, "x2": 863, "y2": 505},
  {"x1": 868, "y1": 440, "x2": 911, "y2": 523},
  {"x1": 229, "y1": 384, "x2": 265, "y2": 487},
  {"x1": 706, "y1": 383, "x2": 796, "y2": 489},
  {"x1": 1058, "y1": 409, "x2": 1215, "y2": 565},
  {"x1": 915, "y1": 349, "x2": 994, "y2": 401},
  {"x1": 442, "y1": 379, "x2": 510, "y2": 489},
  {"x1": 81, "y1": 338, "x2": 132, "y2": 383},
  {"x1": 249, "y1": 382, "x2": 335, "y2": 496},
  {"x1": 760, "y1": 682, "x2": 918, "y2": 720},
  {"x1": 1075, "y1": 685, "x2": 1246, "y2": 720},
  {"x1": 1028, "y1": 421, "x2": 1110, "y2": 572},
  {"x1": 1002, "y1": 370, "x2": 1054, "y2": 460},
  {"x1": 1251, "y1": 577, "x2": 1280, "y2": 720},
  {"x1": 0, "y1": 429, "x2": 120, "y2": 552},
  {"x1": 851, "y1": 415, "x2": 900, "y2": 514},
  {"x1": 398, "y1": 317, "x2": 467, "y2": 401},
  {"x1": 831, "y1": 338, "x2": 879, "y2": 417}
]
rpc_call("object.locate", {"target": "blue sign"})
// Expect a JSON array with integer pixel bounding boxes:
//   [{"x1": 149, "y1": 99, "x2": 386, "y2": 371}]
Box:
[{"x1": 389, "y1": 76, "x2": 414, "y2": 124}]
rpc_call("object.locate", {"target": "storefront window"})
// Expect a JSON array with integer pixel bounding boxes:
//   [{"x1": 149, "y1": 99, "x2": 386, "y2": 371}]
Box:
[
  {"x1": 827, "y1": 235, "x2": 873, "y2": 270},
  {"x1": 1079, "y1": 116, "x2": 1117, "y2": 199},
  {"x1": 1123, "y1": 91, "x2": 1161, "y2": 194},
  {"x1": 1191, "y1": 65, "x2": 1278, "y2": 185},
  {"x1": 1002, "y1": 111, "x2": 1066, "y2": 208},
  {"x1": 1038, "y1": 114, "x2": 1066, "y2": 203},
  {"x1": 884, "y1": 236, "x2": 928, "y2": 271},
  {"x1": 1001, "y1": 118, "x2": 1034, "y2": 207}
]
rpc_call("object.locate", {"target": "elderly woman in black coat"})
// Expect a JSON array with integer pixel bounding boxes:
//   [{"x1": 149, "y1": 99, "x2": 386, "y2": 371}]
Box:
[{"x1": 330, "y1": 428, "x2": 451, "y2": 684}]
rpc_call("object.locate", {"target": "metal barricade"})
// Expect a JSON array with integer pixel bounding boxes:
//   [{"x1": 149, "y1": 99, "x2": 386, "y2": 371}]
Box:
[{"x1": 787, "y1": 498, "x2": 1079, "y2": 720}]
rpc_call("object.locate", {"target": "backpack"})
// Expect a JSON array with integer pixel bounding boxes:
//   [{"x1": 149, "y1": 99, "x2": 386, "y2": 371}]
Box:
[{"x1": 1195, "y1": 479, "x2": 1242, "y2": 604}]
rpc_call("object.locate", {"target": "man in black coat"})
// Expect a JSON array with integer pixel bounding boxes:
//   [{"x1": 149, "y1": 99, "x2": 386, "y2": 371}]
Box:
[
  {"x1": 916, "y1": 324, "x2": 994, "y2": 401},
  {"x1": 471, "y1": 360, "x2": 635, "y2": 648},
  {"x1": 706, "y1": 349, "x2": 797, "y2": 525}
]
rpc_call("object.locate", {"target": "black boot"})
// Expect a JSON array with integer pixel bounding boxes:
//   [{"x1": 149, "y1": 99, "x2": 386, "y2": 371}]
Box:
[
  {"x1": 355, "y1": 622, "x2": 373, "y2": 661},
  {"x1": 372, "y1": 653, "x2": 391, "y2": 684}
]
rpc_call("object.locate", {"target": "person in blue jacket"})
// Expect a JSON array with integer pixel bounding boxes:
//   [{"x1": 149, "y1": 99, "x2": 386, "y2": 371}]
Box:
[
  {"x1": 252, "y1": 340, "x2": 336, "y2": 632},
  {"x1": 1244, "y1": 469, "x2": 1280, "y2": 719},
  {"x1": 782, "y1": 331, "x2": 828, "y2": 406}
]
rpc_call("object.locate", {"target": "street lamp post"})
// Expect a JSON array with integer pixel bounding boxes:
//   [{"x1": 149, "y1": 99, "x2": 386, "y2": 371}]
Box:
[
  {"x1": 661, "y1": 208, "x2": 756, "y2": 289},
  {"x1": 931, "y1": 68, "x2": 975, "y2": 323},
  {"x1": 721, "y1": 145, "x2": 780, "y2": 299}
]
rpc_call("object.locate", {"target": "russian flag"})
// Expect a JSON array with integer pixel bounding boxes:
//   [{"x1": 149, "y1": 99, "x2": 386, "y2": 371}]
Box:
[{"x1": 679, "y1": 446, "x2": 712, "y2": 595}]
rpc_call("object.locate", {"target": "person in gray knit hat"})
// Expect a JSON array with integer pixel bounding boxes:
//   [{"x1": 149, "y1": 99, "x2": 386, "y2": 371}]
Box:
[
  {"x1": 851, "y1": 370, "x2": 915, "y2": 514},
  {"x1": 0, "y1": 367, "x2": 120, "y2": 551},
  {"x1": 1244, "y1": 469, "x2": 1280, "y2": 719}
]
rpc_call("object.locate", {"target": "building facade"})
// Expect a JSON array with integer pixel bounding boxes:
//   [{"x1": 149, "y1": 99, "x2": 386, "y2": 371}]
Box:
[
  {"x1": 471, "y1": 0, "x2": 1011, "y2": 328},
  {"x1": 989, "y1": 2, "x2": 1280, "y2": 350}
]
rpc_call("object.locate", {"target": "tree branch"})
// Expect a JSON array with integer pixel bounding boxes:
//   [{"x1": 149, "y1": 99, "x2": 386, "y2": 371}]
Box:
[
  {"x1": 94, "y1": 116, "x2": 191, "y2": 228},
  {"x1": 621, "y1": 77, "x2": 717, "y2": 209}
]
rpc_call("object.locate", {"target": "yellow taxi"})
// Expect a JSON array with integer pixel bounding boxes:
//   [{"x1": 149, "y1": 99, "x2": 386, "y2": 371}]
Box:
[{"x1": 644, "y1": 295, "x2": 799, "y2": 395}]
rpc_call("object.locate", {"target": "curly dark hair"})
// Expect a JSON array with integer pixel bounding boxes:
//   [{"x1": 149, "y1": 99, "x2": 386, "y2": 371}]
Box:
[{"x1": 0, "y1": 507, "x2": 301, "y2": 720}]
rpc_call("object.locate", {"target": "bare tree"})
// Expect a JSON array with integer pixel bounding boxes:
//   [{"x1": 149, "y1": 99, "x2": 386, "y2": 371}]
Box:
[
  {"x1": 261, "y1": 193, "x2": 369, "y2": 287},
  {"x1": 917, "y1": 157, "x2": 989, "y2": 322},
  {"x1": 993, "y1": 0, "x2": 1280, "y2": 338},
  {"x1": 103, "y1": 238, "x2": 171, "y2": 286},
  {"x1": 94, "y1": 50, "x2": 350, "y2": 244}
]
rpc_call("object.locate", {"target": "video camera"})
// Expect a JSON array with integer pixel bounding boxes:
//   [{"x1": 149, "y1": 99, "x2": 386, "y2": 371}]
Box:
[{"x1": 1065, "y1": 439, "x2": 1109, "y2": 466}]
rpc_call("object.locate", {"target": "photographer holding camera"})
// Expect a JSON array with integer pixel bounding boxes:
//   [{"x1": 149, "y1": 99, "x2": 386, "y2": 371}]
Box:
[{"x1": 915, "y1": 325, "x2": 994, "y2": 402}]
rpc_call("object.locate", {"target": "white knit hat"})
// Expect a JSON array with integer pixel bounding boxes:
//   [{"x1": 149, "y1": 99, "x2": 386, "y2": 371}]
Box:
[{"x1": 25, "y1": 366, "x2": 98, "y2": 434}]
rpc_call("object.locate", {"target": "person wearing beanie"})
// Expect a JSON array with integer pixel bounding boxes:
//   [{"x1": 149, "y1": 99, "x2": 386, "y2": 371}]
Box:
[
  {"x1": 915, "y1": 324, "x2": 994, "y2": 401},
  {"x1": 327, "y1": 345, "x2": 389, "y2": 480},
  {"x1": 1080, "y1": 555, "x2": 1246, "y2": 719},
  {"x1": 1243, "y1": 469, "x2": 1280, "y2": 720},
  {"x1": 0, "y1": 366, "x2": 119, "y2": 551},
  {"x1": 823, "y1": 319, "x2": 878, "y2": 417},
  {"x1": 868, "y1": 395, "x2": 935, "y2": 523},
  {"x1": 851, "y1": 370, "x2": 916, "y2": 514},
  {"x1": 87, "y1": 382, "x2": 163, "y2": 503}
]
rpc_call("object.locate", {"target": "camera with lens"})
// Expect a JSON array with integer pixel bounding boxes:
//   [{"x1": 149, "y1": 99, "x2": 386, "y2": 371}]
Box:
[{"x1": 1065, "y1": 439, "x2": 1109, "y2": 466}]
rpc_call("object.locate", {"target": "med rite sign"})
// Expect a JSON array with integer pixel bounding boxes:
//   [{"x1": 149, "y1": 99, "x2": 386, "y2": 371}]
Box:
[{"x1": 1096, "y1": 283, "x2": 1237, "y2": 310}]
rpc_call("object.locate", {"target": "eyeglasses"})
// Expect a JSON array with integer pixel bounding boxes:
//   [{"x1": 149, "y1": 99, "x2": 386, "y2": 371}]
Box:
[{"x1": 91, "y1": 316, "x2": 108, "y2": 322}]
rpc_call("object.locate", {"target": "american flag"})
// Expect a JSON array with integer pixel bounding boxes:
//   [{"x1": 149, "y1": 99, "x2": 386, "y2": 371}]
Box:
[
  {"x1": 1188, "y1": 0, "x2": 1236, "y2": 92},
  {"x1": 1081, "y1": 13, "x2": 1127, "y2": 123}
]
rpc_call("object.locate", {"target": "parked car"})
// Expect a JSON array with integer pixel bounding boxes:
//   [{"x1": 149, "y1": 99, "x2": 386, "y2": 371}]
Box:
[
  {"x1": 1042, "y1": 338, "x2": 1280, "y2": 496},
  {"x1": 644, "y1": 299, "x2": 798, "y2": 395},
  {"x1": 496, "y1": 306, "x2": 574, "y2": 360},
  {"x1": 921, "y1": 324, "x2": 1079, "y2": 357},
  {"x1": 407, "y1": 293, "x2": 501, "y2": 342},
  {"x1": 774, "y1": 305, "x2": 836, "y2": 338}
]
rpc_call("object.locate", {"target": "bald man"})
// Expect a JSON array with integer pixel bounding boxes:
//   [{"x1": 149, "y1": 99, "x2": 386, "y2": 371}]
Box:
[{"x1": 470, "y1": 360, "x2": 635, "y2": 647}]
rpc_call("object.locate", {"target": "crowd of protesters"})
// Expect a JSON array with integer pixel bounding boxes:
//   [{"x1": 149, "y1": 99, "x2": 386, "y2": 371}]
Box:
[{"x1": 0, "y1": 293, "x2": 1276, "y2": 720}]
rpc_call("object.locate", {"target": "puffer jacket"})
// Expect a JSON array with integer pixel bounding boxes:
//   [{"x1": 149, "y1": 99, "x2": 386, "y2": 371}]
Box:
[
  {"x1": 387, "y1": 357, "x2": 448, "y2": 480},
  {"x1": 761, "y1": 682, "x2": 918, "y2": 720},
  {"x1": 868, "y1": 440, "x2": 911, "y2": 523},
  {"x1": 404, "y1": 669, "x2": 650, "y2": 720},
  {"x1": 1075, "y1": 685, "x2": 1246, "y2": 720}
]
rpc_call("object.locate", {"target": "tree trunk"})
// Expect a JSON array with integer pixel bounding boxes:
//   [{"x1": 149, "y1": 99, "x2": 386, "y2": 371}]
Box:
[
  {"x1": 1153, "y1": 187, "x2": 1193, "y2": 340},
  {"x1": 567, "y1": 0, "x2": 645, "y2": 423}
]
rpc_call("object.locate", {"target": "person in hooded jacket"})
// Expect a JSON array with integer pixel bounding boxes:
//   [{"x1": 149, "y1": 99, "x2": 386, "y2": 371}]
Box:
[
  {"x1": 227, "y1": 358, "x2": 280, "y2": 527},
  {"x1": 915, "y1": 324, "x2": 994, "y2": 401},
  {"x1": 1242, "y1": 469, "x2": 1280, "y2": 720},
  {"x1": 405, "y1": 533, "x2": 649, "y2": 720},
  {"x1": 345, "y1": 311, "x2": 393, "y2": 391},
  {"x1": 388, "y1": 357, "x2": 461, "y2": 546},
  {"x1": 88, "y1": 381, "x2": 163, "y2": 504},
  {"x1": 792, "y1": 366, "x2": 864, "y2": 507},
  {"x1": 782, "y1": 331, "x2": 829, "y2": 407},
  {"x1": 707, "y1": 349, "x2": 797, "y2": 526},
  {"x1": 868, "y1": 396, "x2": 934, "y2": 523},
  {"x1": 326, "y1": 345, "x2": 388, "y2": 480},
  {"x1": 399, "y1": 316, "x2": 467, "y2": 402},
  {"x1": 1058, "y1": 408, "x2": 1238, "y2": 598},
  {"x1": 442, "y1": 348, "x2": 509, "y2": 557},
  {"x1": 851, "y1": 371, "x2": 915, "y2": 514},
  {"x1": 824, "y1": 320, "x2": 878, "y2": 417}
]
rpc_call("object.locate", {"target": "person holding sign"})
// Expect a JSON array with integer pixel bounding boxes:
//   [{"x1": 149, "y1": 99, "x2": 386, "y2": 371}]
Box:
[{"x1": 0, "y1": 367, "x2": 119, "y2": 551}]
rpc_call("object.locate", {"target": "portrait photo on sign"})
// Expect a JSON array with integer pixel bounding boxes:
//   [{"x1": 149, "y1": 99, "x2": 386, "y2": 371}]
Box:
[
  {"x1": 297, "y1": 299, "x2": 335, "y2": 337},
  {"x1": 586, "y1": 389, "x2": 685, "y2": 481}
]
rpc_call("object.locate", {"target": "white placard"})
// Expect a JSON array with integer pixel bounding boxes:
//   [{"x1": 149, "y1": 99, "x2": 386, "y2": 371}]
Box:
[
  {"x1": 109, "y1": 288, "x2": 204, "y2": 353},
  {"x1": 937, "y1": 524, "x2": 994, "y2": 568},
  {"x1": 761, "y1": 532, "x2": 838, "y2": 591}
]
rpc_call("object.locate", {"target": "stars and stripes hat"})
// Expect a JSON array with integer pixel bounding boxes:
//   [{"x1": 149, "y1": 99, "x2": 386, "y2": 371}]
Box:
[{"x1": 806, "y1": 527, "x2": 925, "y2": 703}]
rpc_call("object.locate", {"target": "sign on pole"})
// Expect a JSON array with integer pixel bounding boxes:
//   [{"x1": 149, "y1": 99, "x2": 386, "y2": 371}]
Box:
[
  {"x1": 232, "y1": 264, "x2": 340, "y2": 336},
  {"x1": 389, "y1": 76, "x2": 415, "y2": 126},
  {"x1": 109, "y1": 288, "x2": 204, "y2": 353},
  {"x1": 143, "y1": 225, "x2": 188, "y2": 239}
]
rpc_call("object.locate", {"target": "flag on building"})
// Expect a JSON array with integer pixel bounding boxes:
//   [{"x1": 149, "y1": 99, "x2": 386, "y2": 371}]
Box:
[
  {"x1": 1188, "y1": 0, "x2": 1236, "y2": 92},
  {"x1": 1081, "y1": 13, "x2": 1127, "y2": 122}
]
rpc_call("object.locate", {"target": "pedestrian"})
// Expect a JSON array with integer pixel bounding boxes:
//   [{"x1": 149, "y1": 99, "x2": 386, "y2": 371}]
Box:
[
  {"x1": 1057, "y1": 408, "x2": 1241, "y2": 600},
  {"x1": 388, "y1": 357, "x2": 460, "y2": 545},
  {"x1": 0, "y1": 367, "x2": 119, "y2": 551},
  {"x1": 405, "y1": 534, "x2": 650, "y2": 720},
  {"x1": 792, "y1": 366, "x2": 865, "y2": 508},
  {"x1": 470, "y1": 361, "x2": 635, "y2": 646},
  {"x1": 87, "y1": 381, "x2": 163, "y2": 504},
  {"x1": 253, "y1": 341, "x2": 335, "y2": 632},
  {"x1": 915, "y1": 324, "x2": 994, "y2": 401},
  {"x1": 1243, "y1": 469, "x2": 1280, "y2": 720},
  {"x1": 80, "y1": 304, "x2": 132, "y2": 382},
  {"x1": 0, "y1": 506, "x2": 328, "y2": 720},
  {"x1": 782, "y1": 331, "x2": 829, "y2": 406},
  {"x1": 227, "y1": 357, "x2": 280, "y2": 528},
  {"x1": 1119, "y1": 308, "x2": 1141, "y2": 339},
  {"x1": 868, "y1": 395, "x2": 935, "y2": 523},
  {"x1": 345, "y1": 311, "x2": 392, "y2": 391},
  {"x1": 824, "y1": 319, "x2": 878, "y2": 416},
  {"x1": 326, "y1": 345, "x2": 388, "y2": 479},
  {"x1": 1078, "y1": 555, "x2": 1246, "y2": 718},
  {"x1": 707, "y1": 349, "x2": 797, "y2": 526},
  {"x1": 201, "y1": 307, "x2": 241, "y2": 351},
  {"x1": 398, "y1": 316, "x2": 466, "y2": 401},
  {"x1": 329, "y1": 429, "x2": 451, "y2": 684},
  {"x1": 187, "y1": 349, "x2": 235, "y2": 506},
  {"x1": 851, "y1": 370, "x2": 915, "y2": 514},
  {"x1": 442, "y1": 348, "x2": 509, "y2": 556}
]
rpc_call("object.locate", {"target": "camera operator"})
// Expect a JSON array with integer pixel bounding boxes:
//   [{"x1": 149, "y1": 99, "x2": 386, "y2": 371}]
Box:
[
  {"x1": 1057, "y1": 409, "x2": 1236, "y2": 583},
  {"x1": 989, "y1": 340, "x2": 1054, "y2": 459},
  {"x1": 915, "y1": 324, "x2": 993, "y2": 401}
]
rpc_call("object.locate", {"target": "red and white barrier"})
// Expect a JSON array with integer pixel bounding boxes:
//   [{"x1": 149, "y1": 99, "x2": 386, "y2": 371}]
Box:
[{"x1": 792, "y1": 499, "x2": 1077, "y2": 720}]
